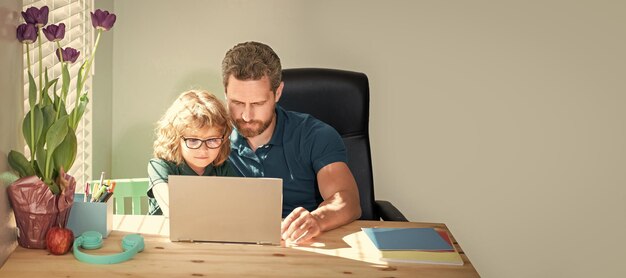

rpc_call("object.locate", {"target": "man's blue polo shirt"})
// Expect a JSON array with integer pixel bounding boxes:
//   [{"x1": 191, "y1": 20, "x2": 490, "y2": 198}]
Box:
[{"x1": 229, "y1": 105, "x2": 347, "y2": 217}]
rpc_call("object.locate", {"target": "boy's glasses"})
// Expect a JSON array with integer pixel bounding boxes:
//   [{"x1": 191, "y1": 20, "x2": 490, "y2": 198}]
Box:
[{"x1": 182, "y1": 137, "x2": 224, "y2": 149}]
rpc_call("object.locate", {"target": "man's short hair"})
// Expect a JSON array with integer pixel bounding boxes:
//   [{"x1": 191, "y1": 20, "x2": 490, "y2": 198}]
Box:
[{"x1": 222, "y1": 41, "x2": 282, "y2": 93}]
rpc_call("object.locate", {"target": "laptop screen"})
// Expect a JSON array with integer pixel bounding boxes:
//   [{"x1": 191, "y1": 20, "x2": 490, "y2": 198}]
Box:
[{"x1": 167, "y1": 175, "x2": 283, "y2": 245}]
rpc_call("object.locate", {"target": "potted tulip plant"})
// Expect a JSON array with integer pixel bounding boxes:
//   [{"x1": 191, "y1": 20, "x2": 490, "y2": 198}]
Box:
[{"x1": 7, "y1": 6, "x2": 116, "y2": 250}]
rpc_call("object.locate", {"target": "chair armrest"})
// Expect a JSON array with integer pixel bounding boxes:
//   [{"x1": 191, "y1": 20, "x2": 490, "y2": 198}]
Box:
[{"x1": 375, "y1": 200, "x2": 409, "y2": 222}]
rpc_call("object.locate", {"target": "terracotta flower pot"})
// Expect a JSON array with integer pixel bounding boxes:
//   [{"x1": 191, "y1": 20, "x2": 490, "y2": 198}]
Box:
[{"x1": 7, "y1": 173, "x2": 76, "y2": 249}]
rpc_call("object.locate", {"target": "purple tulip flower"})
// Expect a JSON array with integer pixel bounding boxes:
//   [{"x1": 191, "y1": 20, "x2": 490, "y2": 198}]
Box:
[
  {"x1": 16, "y1": 23, "x2": 38, "y2": 44},
  {"x1": 90, "y1": 9, "x2": 116, "y2": 31},
  {"x1": 21, "y1": 6, "x2": 49, "y2": 27},
  {"x1": 56, "y1": 47, "x2": 80, "y2": 64},
  {"x1": 42, "y1": 23, "x2": 66, "y2": 42}
]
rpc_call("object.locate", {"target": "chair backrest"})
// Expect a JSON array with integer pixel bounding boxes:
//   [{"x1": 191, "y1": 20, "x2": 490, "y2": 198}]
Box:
[
  {"x1": 92, "y1": 178, "x2": 149, "y2": 215},
  {"x1": 278, "y1": 68, "x2": 378, "y2": 220}
]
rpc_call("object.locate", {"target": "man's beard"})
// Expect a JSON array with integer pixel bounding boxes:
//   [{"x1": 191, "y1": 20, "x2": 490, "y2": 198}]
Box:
[{"x1": 234, "y1": 116, "x2": 273, "y2": 138}]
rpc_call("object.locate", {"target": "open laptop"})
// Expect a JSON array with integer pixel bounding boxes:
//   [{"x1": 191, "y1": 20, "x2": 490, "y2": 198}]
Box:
[{"x1": 168, "y1": 175, "x2": 283, "y2": 245}]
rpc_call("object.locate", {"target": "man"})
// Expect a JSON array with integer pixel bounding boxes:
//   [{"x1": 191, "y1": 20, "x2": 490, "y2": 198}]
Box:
[{"x1": 222, "y1": 41, "x2": 361, "y2": 244}]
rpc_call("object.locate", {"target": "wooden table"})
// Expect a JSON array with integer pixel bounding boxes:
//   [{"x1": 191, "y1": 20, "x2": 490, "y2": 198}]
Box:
[{"x1": 0, "y1": 215, "x2": 480, "y2": 277}]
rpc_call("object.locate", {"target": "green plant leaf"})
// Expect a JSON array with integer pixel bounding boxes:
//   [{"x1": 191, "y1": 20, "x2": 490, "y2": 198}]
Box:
[
  {"x1": 52, "y1": 80, "x2": 59, "y2": 109},
  {"x1": 70, "y1": 93, "x2": 89, "y2": 130},
  {"x1": 52, "y1": 128, "x2": 77, "y2": 173},
  {"x1": 44, "y1": 116, "x2": 69, "y2": 159},
  {"x1": 37, "y1": 104, "x2": 56, "y2": 150},
  {"x1": 59, "y1": 100, "x2": 68, "y2": 117},
  {"x1": 61, "y1": 63, "x2": 70, "y2": 102},
  {"x1": 42, "y1": 67, "x2": 49, "y2": 105},
  {"x1": 44, "y1": 177, "x2": 60, "y2": 195},
  {"x1": 28, "y1": 72, "x2": 37, "y2": 109},
  {"x1": 76, "y1": 61, "x2": 86, "y2": 95},
  {"x1": 42, "y1": 78, "x2": 58, "y2": 107},
  {"x1": 41, "y1": 68, "x2": 53, "y2": 106},
  {"x1": 43, "y1": 115, "x2": 69, "y2": 180},
  {"x1": 7, "y1": 150, "x2": 35, "y2": 177},
  {"x1": 54, "y1": 99, "x2": 69, "y2": 119},
  {"x1": 35, "y1": 149, "x2": 46, "y2": 182},
  {"x1": 33, "y1": 159, "x2": 43, "y2": 178},
  {"x1": 22, "y1": 106, "x2": 44, "y2": 156}
]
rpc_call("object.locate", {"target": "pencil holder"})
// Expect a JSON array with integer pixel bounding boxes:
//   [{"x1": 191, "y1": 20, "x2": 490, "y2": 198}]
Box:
[{"x1": 67, "y1": 193, "x2": 113, "y2": 238}]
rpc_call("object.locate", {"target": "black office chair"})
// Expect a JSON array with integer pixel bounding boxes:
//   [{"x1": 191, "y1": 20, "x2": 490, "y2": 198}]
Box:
[{"x1": 278, "y1": 68, "x2": 408, "y2": 221}]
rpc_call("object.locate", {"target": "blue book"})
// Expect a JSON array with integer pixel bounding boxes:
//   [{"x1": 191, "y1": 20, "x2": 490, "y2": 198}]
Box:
[{"x1": 361, "y1": 227, "x2": 453, "y2": 251}]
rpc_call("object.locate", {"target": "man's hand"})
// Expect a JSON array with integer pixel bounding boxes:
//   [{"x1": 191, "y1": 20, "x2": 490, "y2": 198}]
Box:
[
  {"x1": 281, "y1": 207, "x2": 322, "y2": 244},
  {"x1": 281, "y1": 162, "x2": 361, "y2": 245}
]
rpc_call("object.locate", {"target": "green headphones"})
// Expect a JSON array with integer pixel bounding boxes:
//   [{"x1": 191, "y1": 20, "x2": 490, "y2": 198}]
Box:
[{"x1": 73, "y1": 231, "x2": 144, "y2": 264}]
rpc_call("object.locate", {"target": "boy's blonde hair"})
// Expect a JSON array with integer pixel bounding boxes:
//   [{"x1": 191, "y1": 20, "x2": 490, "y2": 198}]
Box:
[{"x1": 153, "y1": 90, "x2": 232, "y2": 166}]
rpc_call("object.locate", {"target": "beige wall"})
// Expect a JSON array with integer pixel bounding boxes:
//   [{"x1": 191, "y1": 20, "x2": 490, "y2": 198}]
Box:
[
  {"x1": 0, "y1": 0, "x2": 23, "y2": 267},
  {"x1": 92, "y1": 0, "x2": 114, "y2": 179},
  {"x1": 106, "y1": 1, "x2": 626, "y2": 277}
]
